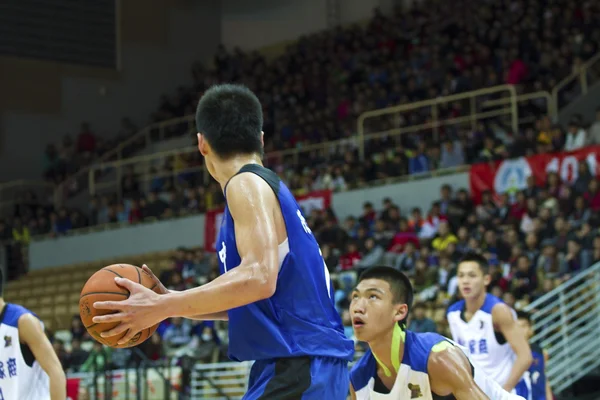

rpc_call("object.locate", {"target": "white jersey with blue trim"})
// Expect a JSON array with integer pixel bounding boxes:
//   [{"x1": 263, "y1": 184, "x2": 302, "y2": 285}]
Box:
[
  {"x1": 447, "y1": 294, "x2": 518, "y2": 387},
  {"x1": 0, "y1": 303, "x2": 50, "y2": 400},
  {"x1": 350, "y1": 330, "x2": 524, "y2": 400}
]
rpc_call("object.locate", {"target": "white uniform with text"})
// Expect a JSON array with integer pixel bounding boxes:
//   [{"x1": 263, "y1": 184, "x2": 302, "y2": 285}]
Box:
[
  {"x1": 0, "y1": 303, "x2": 50, "y2": 400},
  {"x1": 447, "y1": 294, "x2": 531, "y2": 400}
]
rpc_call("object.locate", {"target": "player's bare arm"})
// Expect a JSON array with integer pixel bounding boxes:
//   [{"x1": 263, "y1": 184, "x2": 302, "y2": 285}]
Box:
[
  {"x1": 428, "y1": 342, "x2": 490, "y2": 400},
  {"x1": 544, "y1": 350, "x2": 553, "y2": 399},
  {"x1": 18, "y1": 314, "x2": 66, "y2": 400},
  {"x1": 492, "y1": 304, "x2": 533, "y2": 391},
  {"x1": 93, "y1": 172, "x2": 280, "y2": 343},
  {"x1": 141, "y1": 264, "x2": 228, "y2": 321},
  {"x1": 349, "y1": 382, "x2": 357, "y2": 400}
]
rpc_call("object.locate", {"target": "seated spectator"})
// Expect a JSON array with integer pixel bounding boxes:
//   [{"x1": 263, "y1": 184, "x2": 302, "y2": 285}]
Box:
[
  {"x1": 409, "y1": 302, "x2": 437, "y2": 333},
  {"x1": 68, "y1": 338, "x2": 89, "y2": 372},
  {"x1": 339, "y1": 241, "x2": 362, "y2": 271},
  {"x1": 431, "y1": 221, "x2": 458, "y2": 252},
  {"x1": 564, "y1": 117, "x2": 586, "y2": 151},
  {"x1": 162, "y1": 317, "x2": 196, "y2": 360}
]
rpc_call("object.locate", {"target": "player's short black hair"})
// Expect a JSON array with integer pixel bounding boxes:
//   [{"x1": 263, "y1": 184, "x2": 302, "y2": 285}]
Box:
[
  {"x1": 516, "y1": 310, "x2": 531, "y2": 322},
  {"x1": 195, "y1": 83, "x2": 264, "y2": 159},
  {"x1": 458, "y1": 251, "x2": 489, "y2": 274},
  {"x1": 358, "y1": 266, "x2": 413, "y2": 327}
]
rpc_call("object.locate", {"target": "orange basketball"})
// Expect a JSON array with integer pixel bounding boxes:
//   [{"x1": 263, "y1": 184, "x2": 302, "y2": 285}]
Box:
[{"x1": 79, "y1": 264, "x2": 161, "y2": 348}]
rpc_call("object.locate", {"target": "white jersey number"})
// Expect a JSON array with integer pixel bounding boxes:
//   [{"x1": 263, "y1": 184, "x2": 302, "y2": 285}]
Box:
[{"x1": 297, "y1": 209, "x2": 332, "y2": 298}]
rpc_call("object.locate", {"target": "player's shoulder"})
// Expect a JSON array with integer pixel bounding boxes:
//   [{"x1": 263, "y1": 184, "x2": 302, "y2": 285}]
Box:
[
  {"x1": 226, "y1": 164, "x2": 280, "y2": 196},
  {"x1": 482, "y1": 293, "x2": 508, "y2": 315},
  {"x1": 406, "y1": 330, "x2": 449, "y2": 373},
  {"x1": 350, "y1": 349, "x2": 377, "y2": 390},
  {"x1": 1, "y1": 303, "x2": 35, "y2": 328},
  {"x1": 447, "y1": 298, "x2": 465, "y2": 314}
]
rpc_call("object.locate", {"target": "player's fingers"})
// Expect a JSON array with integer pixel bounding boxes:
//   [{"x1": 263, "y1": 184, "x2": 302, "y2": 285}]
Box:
[
  {"x1": 100, "y1": 323, "x2": 130, "y2": 338},
  {"x1": 93, "y1": 300, "x2": 123, "y2": 311},
  {"x1": 114, "y1": 277, "x2": 140, "y2": 291},
  {"x1": 92, "y1": 312, "x2": 128, "y2": 324},
  {"x1": 142, "y1": 264, "x2": 155, "y2": 277},
  {"x1": 117, "y1": 330, "x2": 138, "y2": 346}
]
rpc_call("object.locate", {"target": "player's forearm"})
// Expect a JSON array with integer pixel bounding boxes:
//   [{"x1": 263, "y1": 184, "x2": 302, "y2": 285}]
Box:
[
  {"x1": 161, "y1": 261, "x2": 275, "y2": 318},
  {"x1": 546, "y1": 382, "x2": 553, "y2": 400},
  {"x1": 49, "y1": 368, "x2": 67, "y2": 400},
  {"x1": 503, "y1": 354, "x2": 533, "y2": 391},
  {"x1": 165, "y1": 290, "x2": 229, "y2": 321},
  {"x1": 186, "y1": 311, "x2": 229, "y2": 321}
]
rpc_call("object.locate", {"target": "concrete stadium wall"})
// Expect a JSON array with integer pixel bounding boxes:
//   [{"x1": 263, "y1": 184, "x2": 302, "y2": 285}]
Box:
[
  {"x1": 28, "y1": 171, "x2": 469, "y2": 269},
  {"x1": 0, "y1": 0, "x2": 221, "y2": 181}
]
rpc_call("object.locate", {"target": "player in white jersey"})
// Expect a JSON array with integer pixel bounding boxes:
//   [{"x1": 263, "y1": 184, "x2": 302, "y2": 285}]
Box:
[
  {"x1": 447, "y1": 252, "x2": 533, "y2": 399},
  {"x1": 349, "y1": 266, "x2": 525, "y2": 400},
  {"x1": 0, "y1": 268, "x2": 66, "y2": 400}
]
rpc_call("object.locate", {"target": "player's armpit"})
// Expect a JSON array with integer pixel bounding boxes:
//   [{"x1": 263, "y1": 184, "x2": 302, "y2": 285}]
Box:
[
  {"x1": 492, "y1": 304, "x2": 533, "y2": 391},
  {"x1": 428, "y1": 342, "x2": 490, "y2": 400},
  {"x1": 349, "y1": 382, "x2": 357, "y2": 400},
  {"x1": 18, "y1": 314, "x2": 66, "y2": 400},
  {"x1": 162, "y1": 173, "x2": 281, "y2": 318}
]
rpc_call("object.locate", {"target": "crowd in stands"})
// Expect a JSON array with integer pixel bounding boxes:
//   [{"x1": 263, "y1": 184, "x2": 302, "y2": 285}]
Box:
[
  {"x1": 47, "y1": 162, "x2": 600, "y2": 388},
  {"x1": 8, "y1": 0, "x2": 597, "y2": 240},
  {"x1": 39, "y1": 0, "x2": 600, "y2": 184},
  {"x1": 3, "y1": 110, "x2": 599, "y2": 249}
]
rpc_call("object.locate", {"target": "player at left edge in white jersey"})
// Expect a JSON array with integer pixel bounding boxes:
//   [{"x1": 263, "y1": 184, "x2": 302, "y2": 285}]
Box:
[{"x1": 0, "y1": 268, "x2": 66, "y2": 400}]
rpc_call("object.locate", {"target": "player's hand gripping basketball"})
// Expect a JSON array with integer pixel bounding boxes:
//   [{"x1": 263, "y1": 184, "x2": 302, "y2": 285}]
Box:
[
  {"x1": 141, "y1": 264, "x2": 170, "y2": 295},
  {"x1": 92, "y1": 268, "x2": 168, "y2": 345}
]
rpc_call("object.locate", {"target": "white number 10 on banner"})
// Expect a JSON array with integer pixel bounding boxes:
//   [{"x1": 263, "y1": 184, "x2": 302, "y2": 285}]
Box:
[{"x1": 545, "y1": 153, "x2": 597, "y2": 183}]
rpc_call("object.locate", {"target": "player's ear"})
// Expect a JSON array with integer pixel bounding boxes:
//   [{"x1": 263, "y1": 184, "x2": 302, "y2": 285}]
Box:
[
  {"x1": 393, "y1": 303, "x2": 409, "y2": 323},
  {"x1": 261, "y1": 131, "x2": 264, "y2": 147},
  {"x1": 197, "y1": 133, "x2": 209, "y2": 156},
  {"x1": 483, "y1": 272, "x2": 492, "y2": 286}
]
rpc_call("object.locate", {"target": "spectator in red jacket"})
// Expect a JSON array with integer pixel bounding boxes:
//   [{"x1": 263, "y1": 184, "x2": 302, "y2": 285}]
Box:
[{"x1": 339, "y1": 241, "x2": 362, "y2": 271}]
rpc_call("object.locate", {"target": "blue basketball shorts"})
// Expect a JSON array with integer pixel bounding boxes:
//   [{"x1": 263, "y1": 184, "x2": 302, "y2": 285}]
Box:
[{"x1": 243, "y1": 356, "x2": 349, "y2": 400}]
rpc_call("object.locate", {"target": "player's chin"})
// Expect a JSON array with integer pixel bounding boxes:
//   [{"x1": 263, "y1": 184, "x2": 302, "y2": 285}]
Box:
[{"x1": 352, "y1": 326, "x2": 371, "y2": 342}]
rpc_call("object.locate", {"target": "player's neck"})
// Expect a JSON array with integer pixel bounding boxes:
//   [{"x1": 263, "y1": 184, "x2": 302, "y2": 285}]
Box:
[
  {"x1": 213, "y1": 154, "x2": 263, "y2": 190},
  {"x1": 370, "y1": 324, "x2": 405, "y2": 378},
  {"x1": 0, "y1": 298, "x2": 4, "y2": 309},
  {"x1": 465, "y1": 291, "x2": 486, "y2": 314}
]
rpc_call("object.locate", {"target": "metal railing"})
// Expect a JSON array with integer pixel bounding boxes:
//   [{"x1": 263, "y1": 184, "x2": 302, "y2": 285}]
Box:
[
  {"x1": 357, "y1": 85, "x2": 519, "y2": 161},
  {"x1": 86, "y1": 84, "x2": 551, "y2": 200},
  {"x1": 190, "y1": 361, "x2": 252, "y2": 400},
  {"x1": 524, "y1": 262, "x2": 600, "y2": 395},
  {"x1": 552, "y1": 51, "x2": 600, "y2": 113}
]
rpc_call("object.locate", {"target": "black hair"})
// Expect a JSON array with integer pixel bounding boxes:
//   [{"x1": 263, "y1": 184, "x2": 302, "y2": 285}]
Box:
[
  {"x1": 195, "y1": 83, "x2": 264, "y2": 159},
  {"x1": 458, "y1": 251, "x2": 489, "y2": 274},
  {"x1": 358, "y1": 266, "x2": 413, "y2": 328},
  {"x1": 516, "y1": 310, "x2": 531, "y2": 322}
]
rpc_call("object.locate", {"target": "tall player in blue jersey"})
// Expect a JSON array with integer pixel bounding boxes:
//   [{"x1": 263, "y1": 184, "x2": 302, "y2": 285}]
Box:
[{"x1": 92, "y1": 83, "x2": 355, "y2": 399}]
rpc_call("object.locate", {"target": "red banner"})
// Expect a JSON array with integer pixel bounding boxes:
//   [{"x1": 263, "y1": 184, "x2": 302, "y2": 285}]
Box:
[
  {"x1": 67, "y1": 377, "x2": 80, "y2": 400},
  {"x1": 204, "y1": 190, "x2": 332, "y2": 251},
  {"x1": 470, "y1": 146, "x2": 600, "y2": 204}
]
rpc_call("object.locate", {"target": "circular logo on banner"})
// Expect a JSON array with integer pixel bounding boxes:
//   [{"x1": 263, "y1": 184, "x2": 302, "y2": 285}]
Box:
[{"x1": 494, "y1": 157, "x2": 532, "y2": 195}]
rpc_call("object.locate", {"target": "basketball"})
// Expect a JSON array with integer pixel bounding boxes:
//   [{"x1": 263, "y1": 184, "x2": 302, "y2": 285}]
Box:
[{"x1": 79, "y1": 264, "x2": 162, "y2": 348}]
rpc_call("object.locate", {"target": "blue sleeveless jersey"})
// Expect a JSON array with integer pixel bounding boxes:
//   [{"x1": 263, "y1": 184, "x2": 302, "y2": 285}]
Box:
[
  {"x1": 529, "y1": 344, "x2": 547, "y2": 400},
  {"x1": 216, "y1": 164, "x2": 355, "y2": 362},
  {"x1": 351, "y1": 330, "x2": 441, "y2": 387}
]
